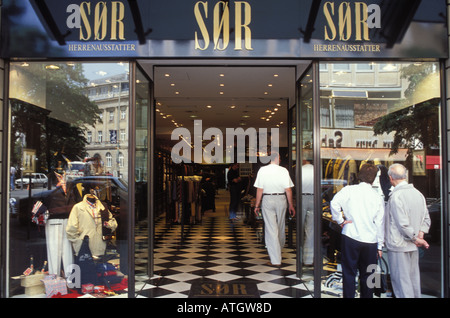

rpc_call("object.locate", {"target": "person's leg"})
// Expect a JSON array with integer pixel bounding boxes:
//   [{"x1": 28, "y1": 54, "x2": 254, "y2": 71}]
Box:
[
  {"x1": 358, "y1": 242, "x2": 378, "y2": 298},
  {"x1": 262, "y1": 197, "x2": 281, "y2": 265},
  {"x1": 388, "y1": 251, "x2": 415, "y2": 298},
  {"x1": 340, "y1": 235, "x2": 359, "y2": 298},
  {"x1": 275, "y1": 196, "x2": 287, "y2": 250}
]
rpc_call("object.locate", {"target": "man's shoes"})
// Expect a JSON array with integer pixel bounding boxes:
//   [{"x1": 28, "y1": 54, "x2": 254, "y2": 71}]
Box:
[{"x1": 266, "y1": 262, "x2": 281, "y2": 267}]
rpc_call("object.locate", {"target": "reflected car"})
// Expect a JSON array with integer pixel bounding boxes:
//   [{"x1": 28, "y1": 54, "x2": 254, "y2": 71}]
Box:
[
  {"x1": 17, "y1": 176, "x2": 128, "y2": 226},
  {"x1": 15, "y1": 173, "x2": 48, "y2": 189}
]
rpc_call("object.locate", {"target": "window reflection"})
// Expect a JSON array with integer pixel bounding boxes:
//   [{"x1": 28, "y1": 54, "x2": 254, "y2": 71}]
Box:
[
  {"x1": 320, "y1": 62, "x2": 442, "y2": 297},
  {"x1": 8, "y1": 62, "x2": 130, "y2": 297}
]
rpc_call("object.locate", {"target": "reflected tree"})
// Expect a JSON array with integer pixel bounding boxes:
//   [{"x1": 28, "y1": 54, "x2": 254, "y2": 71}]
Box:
[
  {"x1": 11, "y1": 63, "x2": 101, "y2": 178},
  {"x1": 373, "y1": 63, "x2": 440, "y2": 170}
]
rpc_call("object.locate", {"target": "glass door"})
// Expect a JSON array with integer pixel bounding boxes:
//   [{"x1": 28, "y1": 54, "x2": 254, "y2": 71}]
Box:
[
  {"x1": 133, "y1": 63, "x2": 153, "y2": 296},
  {"x1": 295, "y1": 64, "x2": 319, "y2": 296}
]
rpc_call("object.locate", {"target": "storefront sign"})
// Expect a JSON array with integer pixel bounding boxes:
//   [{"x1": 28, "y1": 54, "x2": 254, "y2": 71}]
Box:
[{"x1": 1, "y1": 0, "x2": 447, "y2": 58}]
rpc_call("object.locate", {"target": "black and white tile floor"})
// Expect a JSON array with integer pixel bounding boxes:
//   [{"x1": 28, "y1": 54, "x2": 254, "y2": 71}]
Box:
[{"x1": 133, "y1": 190, "x2": 315, "y2": 299}]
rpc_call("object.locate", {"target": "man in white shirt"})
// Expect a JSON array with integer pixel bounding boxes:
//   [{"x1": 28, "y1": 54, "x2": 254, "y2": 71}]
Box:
[
  {"x1": 254, "y1": 152, "x2": 296, "y2": 266},
  {"x1": 330, "y1": 163, "x2": 384, "y2": 298}
]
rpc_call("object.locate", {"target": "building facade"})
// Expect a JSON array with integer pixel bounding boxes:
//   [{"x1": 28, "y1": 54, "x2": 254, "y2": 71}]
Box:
[{"x1": 0, "y1": 0, "x2": 449, "y2": 300}]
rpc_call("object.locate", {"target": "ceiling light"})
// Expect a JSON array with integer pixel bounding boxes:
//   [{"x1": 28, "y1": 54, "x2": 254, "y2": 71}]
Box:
[
  {"x1": 206, "y1": 105, "x2": 212, "y2": 108},
  {"x1": 164, "y1": 73, "x2": 170, "y2": 77},
  {"x1": 220, "y1": 74, "x2": 225, "y2": 77},
  {"x1": 45, "y1": 64, "x2": 60, "y2": 70},
  {"x1": 220, "y1": 83, "x2": 225, "y2": 87},
  {"x1": 268, "y1": 84, "x2": 273, "y2": 87},
  {"x1": 230, "y1": 105, "x2": 236, "y2": 109},
  {"x1": 264, "y1": 92, "x2": 268, "y2": 95},
  {"x1": 274, "y1": 74, "x2": 279, "y2": 77},
  {"x1": 219, "y1": 92, "x2": 224, "y2": 95},
  {"x1": 170, "y1": 83, "x2": 175, "y2": 86},
  {"x1": 175, "y1": 91, "x2": 180, "y2": 95}
]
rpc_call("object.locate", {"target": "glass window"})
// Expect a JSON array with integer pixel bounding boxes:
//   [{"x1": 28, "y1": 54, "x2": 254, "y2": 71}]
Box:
[
  {"x1": 320, "y1": 61, "x2": 442, "y2": 298},
  {"x1": 106, "y1": 152, "x2": 113, "y2": 167},
  {"x1": 8, "y1": 61, "x2": 130, "y2": 298},
  {"x1": 356, "y1": 63, "x2": 374, "y2": 71}
]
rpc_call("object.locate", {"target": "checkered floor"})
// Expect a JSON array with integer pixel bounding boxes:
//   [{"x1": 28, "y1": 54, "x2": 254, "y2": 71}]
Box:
[{"x1": 133, "y1": 190, "x2": 315, "y2": 298}]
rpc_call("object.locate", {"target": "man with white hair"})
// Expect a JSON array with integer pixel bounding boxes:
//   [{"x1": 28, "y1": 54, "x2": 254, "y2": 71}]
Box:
[{"x1": 385, "y1": 163, "x2": 431, "y2": 298}]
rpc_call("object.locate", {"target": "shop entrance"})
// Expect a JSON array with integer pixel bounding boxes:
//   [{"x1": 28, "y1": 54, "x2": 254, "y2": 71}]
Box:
[{"x1": 135, "y1": 61, "x2": 314, "y2": 298}]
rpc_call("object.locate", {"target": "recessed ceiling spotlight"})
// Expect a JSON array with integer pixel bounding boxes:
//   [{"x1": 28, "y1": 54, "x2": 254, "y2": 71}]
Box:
[
  {"x1": 268, "y1": 84, "x2": 273, "y2": 87},
  {"x1": 170, "y1": 83, "x2": 175, "y2": 86},
  {"x1": 164, "y1": 73, "x2": 170, "y2": 77},
  {"x1": 230, "y1": 105, "x2": 236, "y2": 109},
  {"x1": 206, "y1": 105, "x2": 212, "y2": 108},
  {"x1": 274, "y1": 74, "x2": 279, "y2": 77},
  {"x1": 220, "y1": 74, "x2": 225, "y2": 77},
  {"x1": 45, "y1": 64, "x2": 60, "y2": 70},
  {"x1": 175, "y1": 91, "x2": 180, "y2": 95}
]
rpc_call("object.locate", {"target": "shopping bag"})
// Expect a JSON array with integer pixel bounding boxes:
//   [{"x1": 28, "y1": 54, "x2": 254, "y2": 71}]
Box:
[
  {"x1": 374, "y1": 256, "x2": 389, "y2": 296},
  {"x1": 42, "y1": 276, "x2": 68, "y2": 298}
]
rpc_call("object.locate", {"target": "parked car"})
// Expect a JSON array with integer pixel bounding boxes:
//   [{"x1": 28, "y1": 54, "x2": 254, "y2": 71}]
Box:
[{"x1": 15, "y1": 173, "x2": 48, "y2": 189}]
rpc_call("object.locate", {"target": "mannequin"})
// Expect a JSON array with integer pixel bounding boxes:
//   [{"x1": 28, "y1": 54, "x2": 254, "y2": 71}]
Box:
[{"x1": 66, "y1": 194, "x2": 117, "y2": 259}]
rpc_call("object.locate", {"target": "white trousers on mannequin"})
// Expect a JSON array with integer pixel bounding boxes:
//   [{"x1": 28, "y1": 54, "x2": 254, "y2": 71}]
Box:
[
  {"x1": 45, "y1": 218, "x2": 73, "y2": 278},
  {"x1": 262, "y1": 195, "x2": 287, "y2": 265}
]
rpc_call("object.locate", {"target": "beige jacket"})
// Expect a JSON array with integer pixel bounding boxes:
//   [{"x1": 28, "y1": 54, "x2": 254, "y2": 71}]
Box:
[{"x1": 66, "y1": 195, "x2": 117, "y2": 257}]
